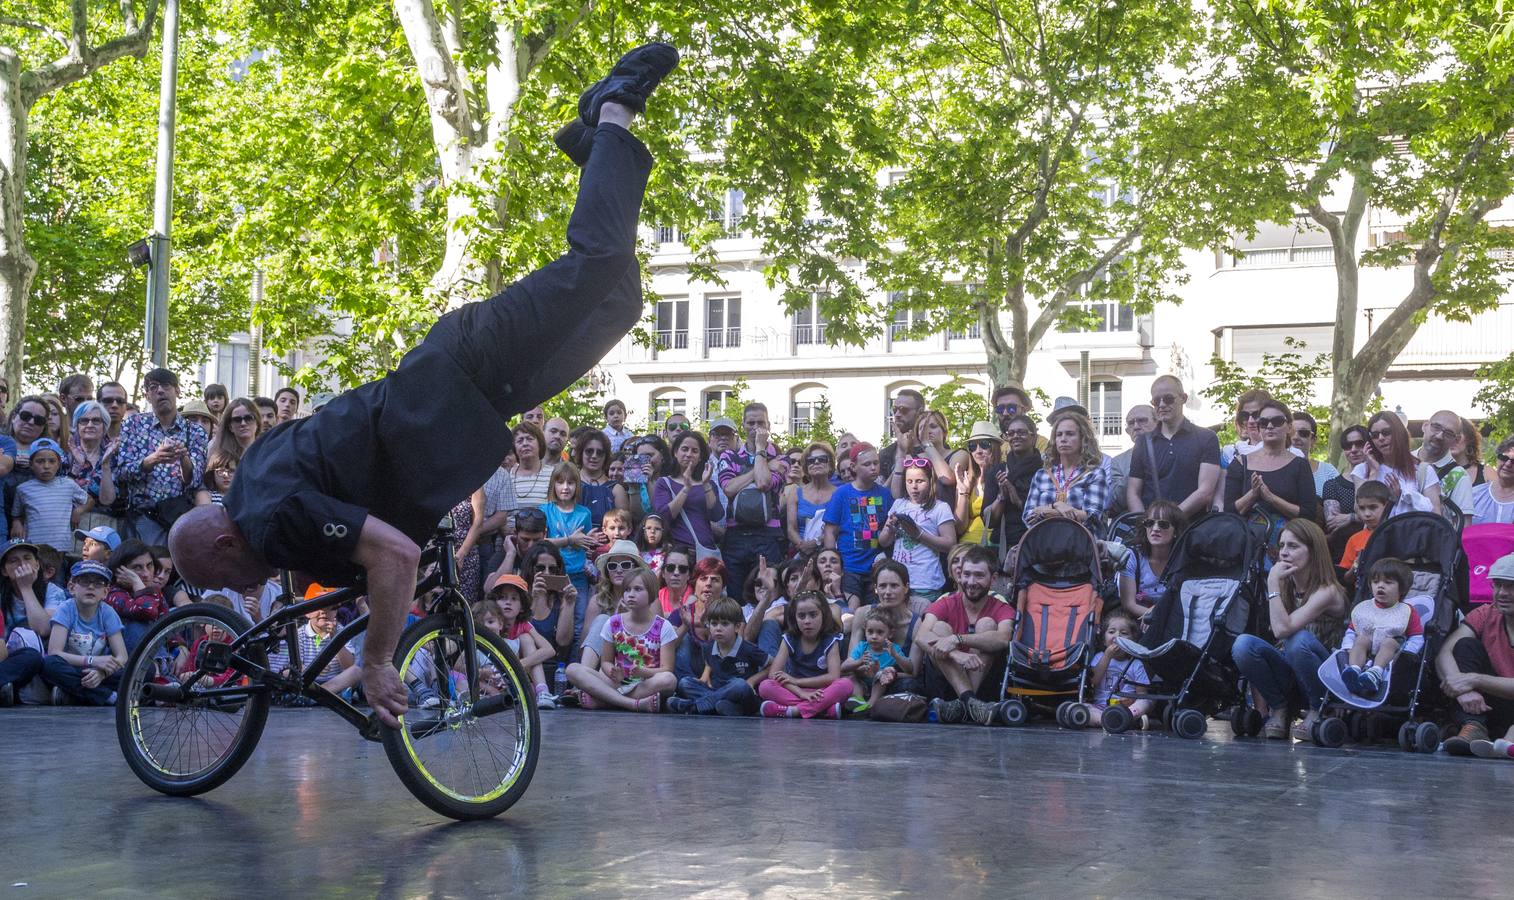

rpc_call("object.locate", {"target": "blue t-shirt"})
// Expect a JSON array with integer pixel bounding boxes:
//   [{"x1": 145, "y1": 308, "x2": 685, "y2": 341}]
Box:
[
  {"x1": 782, "y1": 632, "x2": 844, "y2": 679},
  {"x1": 849, "y1": 639, "x2": 906, "y2": 673},
  {"x1": 823, "y1": 483, "x2": 893, "y2": 574},
  {"x1": 540, "y1": 503, "x2": 592, "y2": 574},
  {"x1": 49, "y1": 599, "x2": 124, "y2": 658}
]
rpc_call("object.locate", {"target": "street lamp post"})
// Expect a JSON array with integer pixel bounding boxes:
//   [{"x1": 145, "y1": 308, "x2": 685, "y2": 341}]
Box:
[{"x1": 144, "y1": 0, "x2": 180, "y2": 366}]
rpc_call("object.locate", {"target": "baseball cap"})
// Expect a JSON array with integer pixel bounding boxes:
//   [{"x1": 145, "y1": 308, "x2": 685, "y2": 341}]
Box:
[
  {"x1": 0, "y1": 539, "x2": 40, "y2": 564},
  {"x1": 1489, "y1": 553, "x2": 1514, "y2": 584},
  {"x1": 708, "y1": 417, "x2": 737, "y2": 434},
  {"x1": 486, "y1": 572, "x2": 528, "y2": 595},
  {"x1": 27, "y1": 437, "x2": 64, "y2": 461},
  {"x1": 304, "y1": 582, "x2": 333, "y2": 600},
  {"x1": 74, "y1": 525, "x2": 122, "y2": 551},
  {"x1": 69, "y1": 560, "x2": 112, "y2": 582}
]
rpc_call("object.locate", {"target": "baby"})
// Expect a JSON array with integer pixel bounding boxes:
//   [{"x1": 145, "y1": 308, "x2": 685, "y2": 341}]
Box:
[
  {"x1": 1341, "y1": 557, "x2": 1424, "y2": 698},
  {"x1": 840, "y1": 607, "x2": 914, "y2": 714}
]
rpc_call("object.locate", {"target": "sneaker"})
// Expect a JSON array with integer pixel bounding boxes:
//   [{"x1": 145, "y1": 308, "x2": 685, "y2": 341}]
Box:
[
  {"x1": 1340, "y1": 665, "x2": 1364, "y2": 696},
  {"x1": 51, "y1": 686, "x2": 68, "y2": 707},
  {"x1": 0, "y1": 683, "x2": 14, "y2": 707},
  {"x1": 1470, "y1": 738, "x2": 1514, "y2": 760},
  {"x1": 1356, "y1": 667, "x2": 1384, "y2": 697},
  {"x1": 823, "y1": 702, "x2": 842, "y2": 720},
  {"x1": 760, "y1": 700, "x2": 795, "y2": 718},
  {"x1": 932, "y1": 698, "x2": 966, "y2": 724},
  {"x1": 666, "y1": 696, "x2": 696, "y2": 715},
  {"x1": 965, "y1": 696, "x2": 997, "y2": 726},
  {"x1": 843, "y1": 697, "x2": 870, "y2": 716},
  {"x1": 1444, "y1": 721, "x2": 1489, "y2": 756},
  {"x1": 578, "y1": 42, "x2": 682, "y2": 126},
  {"x1": 635, "y1": 694, "x2": 661, "y2": 714},
  {"x1": 536, "y1": 692, "x2": 558, "y2": 711},
  {"x1": 414, "y1": 685, "x2": 443, "y2": 710},
  {"x1": 714, "y1": 699, "x2": 744, "y2": 717}
]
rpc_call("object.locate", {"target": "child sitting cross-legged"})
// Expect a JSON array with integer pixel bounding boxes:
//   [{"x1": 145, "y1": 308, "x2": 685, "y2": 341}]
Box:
[
  {"x1": 840, "y1": 606, "x2": 915, "y2": 715},
  {"x1": 565, "y1": 567, "x2": 677, "y2": 712},
  {"x1": 758, "y1": 590, "x2": 856, "y2": 719},
  {"x1": 668, "y1": 596, "x2": 769, "y2": 716},
  {"x1": 1081, "y1": 612, "x2": 1155, "y2": 728},
  {"x1": 298, "y1": 601, "x2": 361, "y2": 696},
  {"x1": 478, "y1": 572, "x2": 559, "y2": 708},
  {"x1": 1341, "y1": 557, "x2": 1424, "y2": 698},
  {"x1": 41, "y1": 561, "x2": 128, "y2": 706}
]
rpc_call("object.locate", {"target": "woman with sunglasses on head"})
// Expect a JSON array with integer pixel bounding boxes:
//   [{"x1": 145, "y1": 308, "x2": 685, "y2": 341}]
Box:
[
  {"x1": 1224, "y1": 400, "x2": 1317, "y2": 525},
  {"x1": 1290, "y1": 411, "x2": 1338, "y2": 499},
  {"x1": 574, "y1": 430, "x2": 628, "y2": 528},
  {"x1": 1470, "y1": 436, "x2": 1514, "y2": 525},
  {"x1": 1119, "y1": 501, "x2": 1187, "y2": 620},
  {"x1": 785, "y1": 442, "x2": 838, "y2": 557},
  {"x1": 1023, "y1": 410, "x2": 1110, "y2": 535},
  {"x1": 1354, "y1": 411, "x2": 1442, "y2": 517}
]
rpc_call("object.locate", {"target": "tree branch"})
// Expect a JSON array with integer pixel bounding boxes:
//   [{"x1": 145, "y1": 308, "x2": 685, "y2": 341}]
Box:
[
  {"x1": 1028, "y1": 225, "x2": 1142, "y2": 347},
  {"x1": 521, "y1": 1, "x2": 594, "y2": 78},
  {"x1": 20, "y1": 0, "x2": 159, "y2": 107},
  {"x1": 0, "y1": 16, "x2": 70, "y2": 52}
]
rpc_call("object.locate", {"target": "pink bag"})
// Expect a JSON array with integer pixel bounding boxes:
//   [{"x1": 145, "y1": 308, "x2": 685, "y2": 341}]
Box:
[{"x1": 1463, "y1": 523, "x2": 1514, "y2": 605}]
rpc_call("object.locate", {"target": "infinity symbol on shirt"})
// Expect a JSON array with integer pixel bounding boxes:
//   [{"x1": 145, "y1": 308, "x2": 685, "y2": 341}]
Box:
[{"x1": 323, "y1": 523, "x2": 349, "y2": 539}]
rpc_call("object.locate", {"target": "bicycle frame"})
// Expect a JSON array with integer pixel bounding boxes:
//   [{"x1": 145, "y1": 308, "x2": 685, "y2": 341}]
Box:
[{"x1": 182, "y1": 519, "x2": 479, "y2": 742}]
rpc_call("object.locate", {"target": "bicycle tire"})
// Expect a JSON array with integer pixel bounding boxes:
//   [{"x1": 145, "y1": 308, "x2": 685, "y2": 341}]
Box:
[
  {"x1": 116, "y1": 603, "x2": 271, "y2": 796},
  {"x1": 381, "y1": 614, "x2": 540, "y2": 820}
]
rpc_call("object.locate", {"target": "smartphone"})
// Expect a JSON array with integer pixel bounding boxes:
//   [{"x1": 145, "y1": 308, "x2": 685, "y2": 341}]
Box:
[
  {"x1": 896, "y1": 515, "x2": 921, "y2": 538},
  {"x1": 542, "y1": 574, "x2": 571, "y2": 592},
  {"x1": 623, "y1": 454, "x2": 650, "y2": 484}
]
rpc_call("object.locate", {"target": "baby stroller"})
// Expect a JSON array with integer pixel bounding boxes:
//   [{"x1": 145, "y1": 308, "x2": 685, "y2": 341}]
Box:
[
  {"x1": 1106, "y1": 512, "x2": 1261, "y2": 738},
  {"x1": 995, "y1": 517, "x2": 1104, "y2": 727},
  {"x1": 1311, "y1": 511, "x2": 1468, "y2": 753},
  {"x1": 1463, "y1": 523, "x2": 1514, "y2": 607}
]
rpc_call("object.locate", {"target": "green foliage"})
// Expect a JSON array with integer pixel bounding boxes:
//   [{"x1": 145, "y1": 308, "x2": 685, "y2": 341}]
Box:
[
  {"x1": 1201, "y1": 338, "x2": 1332, "y2": 452},
  {"x1": 923, "y1": 376, "x2": 991, "y2": 448},
  {"x1": 1473, "y1": 352, "x2": 1514, "y2": 445},
  {"x1": 539, "y1": 375, "x2": 608, "y2": 430},
  {"x1": 789, "y1": 393, "x2": 839, "y2": 451},
  {"x1": 700, "y1": 377, "x2": 749, "y2": 430}
]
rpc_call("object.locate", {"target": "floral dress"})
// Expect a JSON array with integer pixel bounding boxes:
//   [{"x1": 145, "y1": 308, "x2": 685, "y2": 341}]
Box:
[{"x1": 450, "y1": 498, "x2": 481, "y2": 604}]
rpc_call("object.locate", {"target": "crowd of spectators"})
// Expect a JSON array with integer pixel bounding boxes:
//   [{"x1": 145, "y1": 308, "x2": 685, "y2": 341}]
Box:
[{"x1": 2, "y1": 368, "x2": 1512, "y2": 758}]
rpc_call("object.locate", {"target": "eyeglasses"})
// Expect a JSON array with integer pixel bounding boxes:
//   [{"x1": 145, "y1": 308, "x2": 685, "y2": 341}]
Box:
[
  {"x1": 806, "y1": 454, "x2": 831, "y2": 465},
  {"x1": 1498, "y1": 453, "x2": 1514, "y2": 468},
  {"x1": 76, "y1": 417, "x2": 106, "y2": 426},
  {"x1": 100, "y1": 396, "x2": 126, "y2": 406},
  {"x1": 532, "y1": 561, "x2": 560, "y2": 572},
  {"x1": 663, "y1": 563, "x2": 690, "y2": 574},
  {"x1": 968, "y1": 440, "x2": 998, "y2": 452},
  {"x1": 144, "y1": 381, "x2": 173, "y2": 394},
  {"x1": 604, "y1": 560, "x2": 637, "y2": 572},
  {"x1": 1426, "y1": 422, "x2": 1457, "y2": 436},
  {"x1": 1256, "y1": 415, "x2": 1288, "y2": 429},
  {"x1": 901, "y1": 456, "x2": 932, "y2": 469},
  {"x1": 1004, "y1": 429, "x2": 1032, "y2": 440},
  {"x1": 582, "y1": 447, "x2": 604, "y2": 457},
  {"x1": 1151, "y1": 393, "x2": 1179, "y2": 407},
  {"x1": 1369, "y1": 428, "x2": 1394, "y2": 440},
  {"x1": 667, "y1": 421, "x2": 690, "y2": 432},
  {"x1": 994, "y1": 403, "x2": 1019, "y2": 414},
  {"x1": 1236, "y1": 409, "x2": 1260, "y2": 422},
  {"x1": 1344, "y1": 439, "x2": 1368, "y2": 450},
  {"x1": 1294, "y1": 428, "x2": 1314, "y2": 439},
  {"x1": 1143, "y1": 518, "x2": 1173, "y2": 530},
  {"x1": 14, "y1": 410, "x2": 46, "y2": 426},
  {"x1": 231, "y1": 414, "x2": 256, "y2": 425}
]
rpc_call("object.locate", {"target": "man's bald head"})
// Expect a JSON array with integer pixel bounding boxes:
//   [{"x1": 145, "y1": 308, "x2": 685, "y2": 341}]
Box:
[
  {"x1": 543, "y1": 417, "x2": 570, "y2": 456},
  {"x1": 169, "y1": 505, "x2": 274, "y2": 592},
  {"x1": 1423, "y1": 409, "x2": 1462, "y2": 459}
]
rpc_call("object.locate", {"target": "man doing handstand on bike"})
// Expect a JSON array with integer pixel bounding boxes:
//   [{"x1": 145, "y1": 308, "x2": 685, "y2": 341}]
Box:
[{"x1": 169, "y1": 44, "x2": 680, "y2": 729}]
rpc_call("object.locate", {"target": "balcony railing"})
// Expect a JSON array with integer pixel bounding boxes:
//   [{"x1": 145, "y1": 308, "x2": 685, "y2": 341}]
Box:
[
  {"x1": 656, "y1": 329, "x2": 689, "y2": 350},
  {"x1": 1096, "y1": 413, "x2": 1123, "y2": 438},
  {"x1": 794, "y1": 323, "x2": 828, "y2": 345},
  {"x1": 705, "y1": 328, "x2": 741, "y2": 349}
]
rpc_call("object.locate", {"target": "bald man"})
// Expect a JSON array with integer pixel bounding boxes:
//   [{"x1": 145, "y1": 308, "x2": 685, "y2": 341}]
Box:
[
  {"x1": 1417, "y1": 409, "x2": 1475, "y2": 513},
  {"x1": 1126, "y1": 375, "x2": 1220, "y2": 516},
  {"x1": 167, "y1": 44, "x2": 679, "y2": 727}
]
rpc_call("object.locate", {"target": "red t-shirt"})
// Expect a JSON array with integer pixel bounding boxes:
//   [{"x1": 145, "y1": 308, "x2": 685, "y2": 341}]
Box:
[
  {"x1": 926, "y1": 591, "x2": 1016, "y2": 636},
  {"x1": 1465, "y1": 604, "x2": 1514, "y2": 678},
  {"x1": 507, "y1": 621, "x2": 534, "y2": 641},
  {"x1": 1338, "y1": 528, "x2": 1372, "y2": 571}
]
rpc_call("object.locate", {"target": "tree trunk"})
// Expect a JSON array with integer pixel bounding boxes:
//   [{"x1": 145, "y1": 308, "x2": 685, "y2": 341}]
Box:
[{"x1": 0, "y1": 50, "x2": 36, "y2": 394}]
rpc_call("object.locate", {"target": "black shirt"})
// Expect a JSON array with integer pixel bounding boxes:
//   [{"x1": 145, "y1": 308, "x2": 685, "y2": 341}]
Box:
[
  {"x1": 983, "y1": 450, "x2": 1043, "y2": 549},
  {"x1": 226, "y1": 341, "x2": 514, "y2": 584},
  {"x1": 1128, "y1": 420, "x2": 1221, "y2": 508}
]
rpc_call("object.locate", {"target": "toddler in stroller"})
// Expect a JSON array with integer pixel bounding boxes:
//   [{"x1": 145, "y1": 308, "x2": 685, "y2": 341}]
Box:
[{"x1": 1338, "y1": 558, "x2": 1425, "y2": 698}]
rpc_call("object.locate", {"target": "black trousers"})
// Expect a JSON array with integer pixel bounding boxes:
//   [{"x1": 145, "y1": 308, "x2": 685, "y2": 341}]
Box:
[
  {"x1": 1449, "y1": 636, "x2": 1514, "y2": 736},
  {"x1": 423, "y1": 123, "x2": 654, "y2": 420}
]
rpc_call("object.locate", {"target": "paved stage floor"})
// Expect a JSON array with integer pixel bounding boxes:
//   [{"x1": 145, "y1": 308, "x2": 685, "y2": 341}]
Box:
[{"x1": 5, "y1": 708, "x2": 1511, "y2": 898}]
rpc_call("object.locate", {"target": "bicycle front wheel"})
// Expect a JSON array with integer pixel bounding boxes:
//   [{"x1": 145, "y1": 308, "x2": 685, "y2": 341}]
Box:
[
  {"x1": 115, "y1": 603, "x2": 270, "y2": 796},
  {"x1": 381, "y1": 614, "x2": 540, "y2": 820}
]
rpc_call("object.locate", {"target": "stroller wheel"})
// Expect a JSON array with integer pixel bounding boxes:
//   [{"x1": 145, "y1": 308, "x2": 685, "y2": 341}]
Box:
[
  {"x1": 1055, "y1": 701, "x2": 1073, "y2": 728},
  {"x1": 1398, "y1": 721, "x2": 1417, "y2": 753},
  {"x1": 1161, "y1": 704, "x2": 1174, "y2": 731},
  {"x1": 1172, "y1": 708, "x2": 1207, "y2": 740},
  {"x1": 1414, "y1": 721, "x2": 1441, "y2": 754},
  {"x1": 1229, "y1": 705, "x2": 1261, "y2": 738},
  {"x1": 1244, "y1": 707, "x2": 1264, "y2": 738},
  {"x1": 1314, "y1": 716, "x2": 1348, "y2": 748},
  {"x1": 999, "y1": 699, "x2": 1029, "y2": 727},
  {"x1": 1066, "y1": 703, "x2": 1090, "y2": 728},
  {"x1": 1102, "y1": 705, "x2": 1132, "y2": 734}
]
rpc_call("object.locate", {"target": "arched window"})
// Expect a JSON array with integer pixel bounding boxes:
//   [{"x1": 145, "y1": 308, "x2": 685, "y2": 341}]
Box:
[
  {"x1": 791, "y1": 383, "x2": 829, "y2": 436},
  {"x1": 649, "y1": 388, "x2": 687, "y2": 426}
]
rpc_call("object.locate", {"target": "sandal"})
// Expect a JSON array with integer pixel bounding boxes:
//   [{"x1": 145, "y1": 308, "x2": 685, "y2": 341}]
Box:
[
  {"x1": 1291, "y1": 710, "x2": 1318, "y2": 743},
  {"x1": 1263, "y1": 714, "x2": 1289, "y2": 740}
]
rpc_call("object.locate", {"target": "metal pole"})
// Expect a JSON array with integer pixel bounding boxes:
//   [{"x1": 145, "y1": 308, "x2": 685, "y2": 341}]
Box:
[{"x1": 144, "y1": 0, "x2": 180, "y2": 366}]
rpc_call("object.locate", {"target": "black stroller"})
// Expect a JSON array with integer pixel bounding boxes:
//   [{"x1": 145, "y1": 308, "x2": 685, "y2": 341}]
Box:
[
  {"x1": 1105, "y1": 513, "x2": 1264, "y2": 738},
  {"x1": 1310, "y1": 511, "x2": 1468, "y2": 753}
]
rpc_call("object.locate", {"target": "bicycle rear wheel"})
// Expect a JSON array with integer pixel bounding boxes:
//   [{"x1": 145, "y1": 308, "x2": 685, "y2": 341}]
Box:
[
  {"x1": 381, "y1": 614, "x2": 540, "y2": 820},
  {"x1": 115, "y1": 603, "x2": 270, "y2": 796}
]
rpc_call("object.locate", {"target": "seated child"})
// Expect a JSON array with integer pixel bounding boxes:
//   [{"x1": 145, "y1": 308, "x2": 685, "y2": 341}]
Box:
[
  {"x1": 104, "y1": 540, "x2": 168, "y2": 654},
  {"x1": 298, "y1": 605, "x2": 359, "y2": 694},
  {"x1": 181, "y1": 594, "x2": 243, "y2": 688},
  {"x1": 73, "y1": 525, "x2": 121, "y2": 564},
  {"x1": 564, "y1": 568, "x2": 677, "y2": 712},
  {"x1": 668, "y1": 597, "x2": 769, "y2": 715},
  {"x1": 590, "y1": 509, "x2": 634, "y2": 563},
  {"x1": 1341, "y1": 557, "x2": 1425, "y2": 697},
  {"x1": 41, "y1": 561, "x2": 128, "y2": 706},
  {"x1": 9, "y1": 439, "x2": 88, "y2": 550},
  {"x1": 478, "y1": 571, "x2": 559, "y2": 708},
  {"x1": 1338, "y1": 480, "x2": 1390, "y2": 582},
  {"x1": 638, "y1": 513, "x2": 669, "y2": 572},
  {"x1": 757, "y1": 591, "x2": 855, "y2": 719},
  {"x1": 1083, "y1": 613, "x2": 1154, "y2": 728},
  {"x1": 840, "y1": 606, "x2": 915, "y2": 714}
]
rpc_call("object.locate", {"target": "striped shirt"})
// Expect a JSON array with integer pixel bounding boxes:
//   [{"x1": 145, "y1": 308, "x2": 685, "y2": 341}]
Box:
[
  {"x1": 11, "y1": 476, "x2": 87, "y2": 550},
  {"x1": 510, "y1": 464, "x2": 556, "y2": 510}
]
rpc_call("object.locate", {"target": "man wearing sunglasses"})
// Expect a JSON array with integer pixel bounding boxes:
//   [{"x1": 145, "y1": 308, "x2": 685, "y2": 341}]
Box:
[
  {"x1": 1415, "y1": 409, "x2": 1475, "y2": 515},
  {"x1": 878, "y1": 388, "x2": 926, "y2": 483},
  {"x1": 96, "y1": 382, "x2": 130, "y2": 442},
  {"x1": 991, "y1": 384, "x2": 1034, "y2": 437},
  {"x1": 167, "y1": 46, "x2": 679, "y2": 729},
  {"x1": 1126, "y1": 375, "x2": 1221, "y2": 518},
  {"x1": 717, "y1": 403, "x2": 784, "y2": 594}
]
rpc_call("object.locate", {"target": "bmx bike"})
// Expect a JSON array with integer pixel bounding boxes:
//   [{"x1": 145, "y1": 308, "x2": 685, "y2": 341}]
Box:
[{"x1": 114, "y1": 516, "x2": 539, "y2": 820}]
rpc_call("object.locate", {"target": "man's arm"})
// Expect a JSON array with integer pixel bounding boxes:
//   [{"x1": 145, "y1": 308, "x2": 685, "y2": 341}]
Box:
[
  {"x1": 960, "y1": 616, "x2": 1013, "y2": 654},
  {"x1": 1179, "y1": 463, "x2": 1220, "y2": 517},
  {"x1": 351, "y1": 516, "x2": 422, "y2": 728},
  {"x1": 1125, "y1": 476, "x2": 1146, "y2": 515}
]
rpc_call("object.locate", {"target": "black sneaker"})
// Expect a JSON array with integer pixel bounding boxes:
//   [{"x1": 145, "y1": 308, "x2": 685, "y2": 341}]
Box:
[
  {"x1": 933, "y1": 698, "x2": 965, "y2": 724},
  {"x1": 666, "y1": 696, "x2": 696, "y2": 715},
  {"x1": 714, "y1": 699, "x2": 744, "y2": 717},
  {"x1": 579, "y1": 42, "x2": 681, "y2": 126},
  {"x1": 553, "y1": 120, "x2": 596, "y2": 167},
  {"x1": 0, "y1": 683, "x2": 13, "y2": 706}
]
